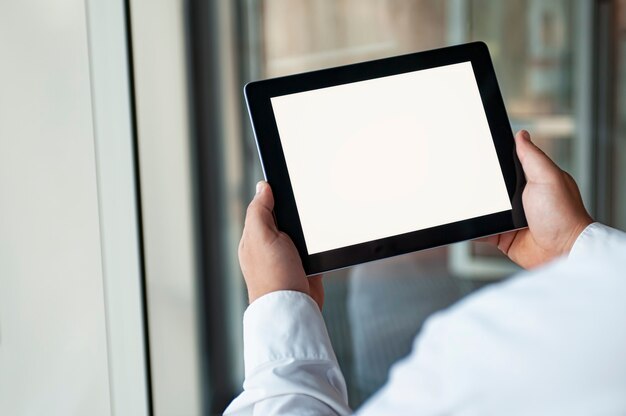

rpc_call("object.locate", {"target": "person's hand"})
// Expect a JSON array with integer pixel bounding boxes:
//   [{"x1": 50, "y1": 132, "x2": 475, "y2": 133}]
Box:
[
  {"x1": 239, "y1": 181, "x2": 324, "y2": 309},
  {"x1": 479, "y1": 130, "x2": 593, "y2": 269}
]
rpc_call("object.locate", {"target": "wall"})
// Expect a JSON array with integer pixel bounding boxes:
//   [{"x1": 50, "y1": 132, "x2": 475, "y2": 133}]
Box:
[{"x1": 0, "y1": 0, "x2": 111, "y2": 415}]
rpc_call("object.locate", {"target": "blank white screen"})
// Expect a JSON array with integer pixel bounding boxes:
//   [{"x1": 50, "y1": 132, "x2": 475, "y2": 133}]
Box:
[{"x1": 271, "y1": 61, "x2": 511, "y2": 255}]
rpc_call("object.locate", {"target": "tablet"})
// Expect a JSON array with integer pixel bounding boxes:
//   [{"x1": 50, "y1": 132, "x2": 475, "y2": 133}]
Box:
[{"x1": 245, "y1": 42, "x2": 526, "y2": 275}]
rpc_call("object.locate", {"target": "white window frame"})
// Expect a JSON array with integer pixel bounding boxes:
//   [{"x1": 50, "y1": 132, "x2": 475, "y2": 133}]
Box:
[{"x1": 86, "y1": 0, "x2": 150, "y2": 413}]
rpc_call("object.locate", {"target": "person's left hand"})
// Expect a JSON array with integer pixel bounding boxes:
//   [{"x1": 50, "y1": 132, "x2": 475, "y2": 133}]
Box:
[{"x1": 239, "y1": 181, "x2": 324, "y2": 309}]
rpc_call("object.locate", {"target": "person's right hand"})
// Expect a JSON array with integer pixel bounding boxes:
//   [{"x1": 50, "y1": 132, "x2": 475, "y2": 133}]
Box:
[{"x1": 479, "y1": 130, "x2": 593, "y2": 269}]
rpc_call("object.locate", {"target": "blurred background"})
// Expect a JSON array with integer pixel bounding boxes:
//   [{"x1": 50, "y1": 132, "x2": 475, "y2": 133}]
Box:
[{"x1": 2, "y1": 0, "x2": 626, "y2": 415}]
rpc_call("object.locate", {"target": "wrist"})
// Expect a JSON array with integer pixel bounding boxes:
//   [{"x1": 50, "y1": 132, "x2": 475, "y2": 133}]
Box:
[
  {"x1": 562, "y1": 216, "x2": 594, "y2": 256},
  {"x1": 247, "y1": 282, "x2": 309, "y2": 305}
]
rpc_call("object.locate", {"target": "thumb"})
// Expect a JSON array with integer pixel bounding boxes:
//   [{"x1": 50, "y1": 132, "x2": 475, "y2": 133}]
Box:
[
  {"x1": 244, "y1": 181, "x2": 277, "y2": 234},
  {"x1": 514, "y1": 130, "x2": 559, "y2": 183}
]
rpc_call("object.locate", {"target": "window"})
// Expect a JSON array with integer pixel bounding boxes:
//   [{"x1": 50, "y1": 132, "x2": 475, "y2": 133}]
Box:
[{"x1": 186, "y1": 0, "x2": 626, "y2": 412}]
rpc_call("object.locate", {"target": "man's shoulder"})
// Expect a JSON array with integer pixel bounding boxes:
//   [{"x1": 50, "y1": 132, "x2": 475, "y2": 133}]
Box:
[{"x1": 411, "y1": 237, "x2": 626, "y2": 411}]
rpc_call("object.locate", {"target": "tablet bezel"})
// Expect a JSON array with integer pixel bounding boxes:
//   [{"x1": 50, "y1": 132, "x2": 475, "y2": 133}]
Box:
[{"x1": 245, "y1": 41, "x2": 527, "y2": 275}]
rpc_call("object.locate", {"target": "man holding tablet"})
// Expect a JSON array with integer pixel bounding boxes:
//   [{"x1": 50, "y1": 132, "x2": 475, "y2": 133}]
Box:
[{"x1": 225, "y1": 131, "x2": 626, "y2": 415}]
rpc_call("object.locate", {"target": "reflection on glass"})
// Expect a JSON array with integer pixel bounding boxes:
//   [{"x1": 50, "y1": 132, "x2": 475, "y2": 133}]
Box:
[{"x1": 470, "y1": 0, "x2": 576, "y2": 173}]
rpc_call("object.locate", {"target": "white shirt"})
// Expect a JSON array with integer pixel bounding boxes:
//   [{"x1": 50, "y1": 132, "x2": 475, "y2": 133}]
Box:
[{"x1": 225, "y1": 223, "x2": 626, "y2": 415}]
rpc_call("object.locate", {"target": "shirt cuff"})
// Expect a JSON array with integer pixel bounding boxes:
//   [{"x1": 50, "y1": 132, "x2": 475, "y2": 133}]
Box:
[
  {"x1": 569, "y1": 222, "x2": 626, "y2": 260},
  {"x1": 242, "y1": 290, "x2": 337, "y2": 378}
]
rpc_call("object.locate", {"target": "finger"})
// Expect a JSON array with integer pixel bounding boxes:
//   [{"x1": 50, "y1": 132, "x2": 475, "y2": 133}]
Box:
[
  {"x1": 514, "y1": 130, "x2": 559, "y2": 183},
  {"x1": 474, "y1": 235, "x2": 499, "y2": 245},
  {"x1": 494, "y1": 230, "x2": 519, "y2": 255},
  {"x1": 244, "y1": 181, "x2": 277, "y2": 235},
  {"x1": 474, "y1": 230, "x2": 516, "y2": 251}
]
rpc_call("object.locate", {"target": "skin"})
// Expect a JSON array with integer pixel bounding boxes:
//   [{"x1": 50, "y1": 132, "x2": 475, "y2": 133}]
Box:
[
  {"x1": 239, "y1": 130, "x2": 593, "y2": 309},
  {"x1": 238, "y1": 181, "x2": 324, "y2": 309},
  {"x1": 479, "y1": 130, "x2": 593, "y2": 268}
]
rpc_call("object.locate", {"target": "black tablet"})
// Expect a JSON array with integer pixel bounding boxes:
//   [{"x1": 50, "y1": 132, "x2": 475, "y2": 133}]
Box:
[{"x1": 245, "y1": 42, "x2": 527, "y2": 275}]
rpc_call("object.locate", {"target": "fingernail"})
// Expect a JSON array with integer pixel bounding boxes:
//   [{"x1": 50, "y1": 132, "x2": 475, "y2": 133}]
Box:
[
  {"x1": 256, "y1": 181, "x2": 264, "y2": 195},
  {"x1": 521, "y1": 130, "x2": 530, "y2": 141}
]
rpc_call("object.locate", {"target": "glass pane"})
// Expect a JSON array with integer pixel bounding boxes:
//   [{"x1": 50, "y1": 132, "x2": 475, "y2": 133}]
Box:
[
  {"x1": 245, "y1": 0, "x2": 587, "y2": 408},
  {"x1": 470, "y1": 0, "x2": 576, "y2": 172},
  {"x1": 262, "y1": 0, "x2": 447, "y2": 77}
]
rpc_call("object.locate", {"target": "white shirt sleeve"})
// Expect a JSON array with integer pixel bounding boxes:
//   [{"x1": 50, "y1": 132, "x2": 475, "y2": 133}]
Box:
[
  {"x1": 226, "y1": 223, "x2": 626, "y2": 415},
  {"x1": 568, "y1": 222, "x2": 626, "y2": 260},
  {"x1": 223, "y1": 290, "x2": 351, "y2": 415},
  {"x1": 358, "y1": 222, "x2": 626, "y2": 415}
]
